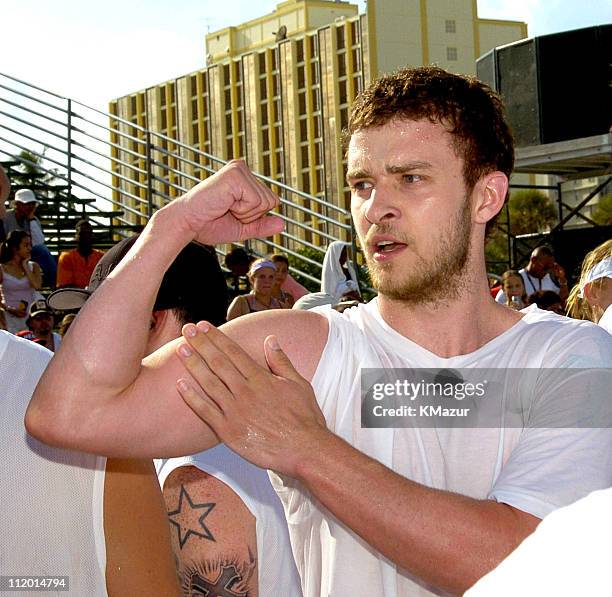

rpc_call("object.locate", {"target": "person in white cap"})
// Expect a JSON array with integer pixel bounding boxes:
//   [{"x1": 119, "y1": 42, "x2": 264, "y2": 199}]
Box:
[
  {"x1": 2, "y1": 188, "x2": 56, "y2": 287},
  {"x1": 567, "y1": 239, "x2": 612, "y2": 334},
  {"x1": 321, "y1": 240, "x2": 361, "y2": 301}
]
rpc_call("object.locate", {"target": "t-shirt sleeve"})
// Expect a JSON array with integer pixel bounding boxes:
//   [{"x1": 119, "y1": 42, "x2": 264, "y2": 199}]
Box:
[{"x1": 489, "y1": 327, "x2": 612, "y2": 519}]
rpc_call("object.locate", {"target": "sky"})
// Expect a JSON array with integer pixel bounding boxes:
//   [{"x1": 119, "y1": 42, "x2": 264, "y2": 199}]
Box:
[{"x1": 0, "y1": 0, "x2": 610, "y2": 113}]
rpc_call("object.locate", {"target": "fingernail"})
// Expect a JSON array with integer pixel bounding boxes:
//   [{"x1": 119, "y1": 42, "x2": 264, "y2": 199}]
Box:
[
  {"x1": 177, "y1": 379, "x2": 189, "y2": 392},
  {"x1": 269, "y1": 335, "x2": 281, "y2": 350},
  {"x1": 197, "y1": 321, "x2": 210, "y2": 333},
  {"x1": 179, "y1": 343, "x2": 192, "y2": 357},
  {"x1": 184, "y1": 324, "x2": 197, "y2": 337}
]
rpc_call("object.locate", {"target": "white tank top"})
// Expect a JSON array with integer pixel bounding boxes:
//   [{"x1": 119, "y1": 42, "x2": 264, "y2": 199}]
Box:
[
  {"x1": 157, "y1": 446, "x2": 302, "y2": 596},
  {"x1": 270, "y1": 300, "x2": 612, "y2": 597},
  {"x1": 0, "y1": 332, "x2": 107, "y2": 596}
]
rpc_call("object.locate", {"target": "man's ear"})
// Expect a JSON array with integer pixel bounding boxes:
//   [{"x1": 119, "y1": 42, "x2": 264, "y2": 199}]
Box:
[
  {"x1": 150, "y1": 309, "x2": 169, "y2": 333},
  {"x1": 472, "y1": 171, "x2": 508, "y2": 226}
]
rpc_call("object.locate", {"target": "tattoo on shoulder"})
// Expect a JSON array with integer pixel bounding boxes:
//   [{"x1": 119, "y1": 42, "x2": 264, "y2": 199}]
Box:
[
  {"x1": 182, "y1": 553, "x2": 257, "y2": 597},
  {"x1": 167, "y1": 484, "x2": 217, "y2": 549}
]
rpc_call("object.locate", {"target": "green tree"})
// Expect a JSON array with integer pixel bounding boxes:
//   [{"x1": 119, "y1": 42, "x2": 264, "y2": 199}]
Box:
[
  {"x1": 507, "y1": 189, "x2": 557, "y2": 236},
  {"x1": 592, "y1": 193, "x2": 612, "y2": 226},
  {"x1": 287, "y1": 246, "x2": 326, "y2": 292},
  {"x1": 485, "y1": 228, "x2": 511, "y2": 275}
]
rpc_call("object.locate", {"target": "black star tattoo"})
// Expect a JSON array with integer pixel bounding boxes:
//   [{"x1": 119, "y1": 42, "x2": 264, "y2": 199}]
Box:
[{"x1": 167, "y1": 485, "x2": 216, "y2": 549}]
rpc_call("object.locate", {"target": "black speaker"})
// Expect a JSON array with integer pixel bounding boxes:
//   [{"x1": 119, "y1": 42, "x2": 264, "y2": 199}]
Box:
[{"x1": 477, "y1": 25, "x2": 611, "y2": 147}]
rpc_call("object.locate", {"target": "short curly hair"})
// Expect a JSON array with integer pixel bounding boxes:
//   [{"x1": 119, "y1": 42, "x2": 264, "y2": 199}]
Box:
[{"x1": 345, "y1": 66, "x2": 514, "y2": 201}]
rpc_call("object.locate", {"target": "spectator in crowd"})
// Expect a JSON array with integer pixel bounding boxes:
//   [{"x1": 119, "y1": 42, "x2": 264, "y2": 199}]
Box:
[
  {"x1": 0, "y1": 164, "x2": 9, "y2": 231},
  {"x1": 1, "y1": 330, "x2": 181, "y2": 596},
  {"x1": 56, "y1": 219, "x2": 104, "y2": 288},
  {"x1": 47, "y1": 235, "x2": 301, "y2": 596},
  {"x1": 499, "y1": 270, "x2": 527, "y2": 309},
  {"x1": 0, "y1": 230, "x2": 42, "y2": 334},
  {"x1": 527, "y1": 290, "x2": 564, "y2": 315},
  {"x1": 224, "y1": 246, "x2": 253, "y2": 298},
  {"x1": 28, "y1": 67, "x2": 612, "y2": 596},
  {"x1": 25, "y1": 298, "x2": 62, "y2": 351},
  {"x1": 321, "y1": 240, "x2": 360, "y2": 301},
  {"x1": 495, "y1": 246, "x2": 568, "y2": 304},
  {"x1": 270, "y1": 253, "x2": 295, "y2": 308},
  {"x1": 566, "y1": 239, "x2": 612, "y2": 334},
  {"x1": 226, "y1": 258, "x2": 282, "y2": 320},
  {"x1": 2, "y1": 189, "x2": 56, "y2": 287},
  {"x1": 58, "y1": 313, "x2": 77, "y2": 337}
]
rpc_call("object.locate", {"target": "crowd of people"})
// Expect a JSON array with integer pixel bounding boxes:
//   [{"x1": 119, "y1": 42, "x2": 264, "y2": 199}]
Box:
[{"x1": 1, "y1": 65, "x2": 611, "y2": 597}]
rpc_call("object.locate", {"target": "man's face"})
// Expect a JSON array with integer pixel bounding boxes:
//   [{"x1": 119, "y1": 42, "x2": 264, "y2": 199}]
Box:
[
  {"x1": 76, "y1": 223, "x2": 94, "y2": 244},
  {"x1": 29, "y1": 313, "x2": 54, "y2": 335},
  {"x1": 15, "y1": 201, "x2": 36, "y2": 219},
  {"x1": 530, "y1": 254, "x2": 555, "y2": 278},
  {"x1": 347, "y1": 118, "x2": 474, "y2": 304}
]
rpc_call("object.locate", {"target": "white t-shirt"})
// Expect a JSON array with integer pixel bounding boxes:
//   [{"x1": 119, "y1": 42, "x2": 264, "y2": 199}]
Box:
[
  {"x1": 496, "y1": 268, "x2": 560, "y2": 303},
  {"x1": 0, "y1": 331, "x2": 107, "y2": 595},
  {"x1": 156, "y1": 446, "x2": 302, "y2": 596},
  {"x1": 465, "y1": 487, "x2": 612, "y2": 596},
  {"x1": 270, "y1": 300, "x2": 612, "y2": 597},
  {"x1": 598, "y1": 304, "x2": 612, "y2": 334}
]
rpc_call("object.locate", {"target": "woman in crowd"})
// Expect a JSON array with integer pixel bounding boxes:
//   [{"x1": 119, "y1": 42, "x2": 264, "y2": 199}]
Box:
[
  {"x1": 59, "y1": 313, "x2": 77, "y2": 337},
  {"x1": 0, "y1": 230, "x2": 43, "y2": 334},
  {"x1": 321, "y1": 240, "x2": 360, "y2": 301},
  {"x1": 567, "y1": 239, "x2": 612, "y2": 334},
  {"x1": 500, "y1": 269, "x2": 527, "y2": 310},
  {"x1": 270, "y1": 254, "x2": 295, "y2": 308},
  {"x1": 226, "y1": 258, "x2": 282, "y2": 321}
]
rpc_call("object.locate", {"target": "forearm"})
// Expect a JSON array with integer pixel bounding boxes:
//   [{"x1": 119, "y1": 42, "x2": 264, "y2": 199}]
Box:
[{"x1": 296, "y1": 431, "x2": 539, "y2": 594}]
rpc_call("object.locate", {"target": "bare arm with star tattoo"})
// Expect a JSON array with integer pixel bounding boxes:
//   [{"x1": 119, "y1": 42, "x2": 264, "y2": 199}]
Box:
[{"x1": 162, "y1": 466, "x2": 258, "y2": 597}]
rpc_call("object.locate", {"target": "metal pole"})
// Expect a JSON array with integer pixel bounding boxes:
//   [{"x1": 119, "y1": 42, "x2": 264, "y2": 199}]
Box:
[
  {"x1": 556, "y1": 181, "x2": 563, "y2": 231},
  {"x1": 145, "y1": 130, "x2": 153, "y2": 219},
  {"x1": 67, "y1": 98, "x2": 73, "y2": 204}
]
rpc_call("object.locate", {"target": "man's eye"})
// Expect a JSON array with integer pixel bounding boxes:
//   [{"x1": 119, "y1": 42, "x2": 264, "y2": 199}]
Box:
[
  {"x1": 403, "y1": 174, "x2": 422, "y2": 183},
  {"x1": 352, "y1": 181, "x2": 373, "y2": 192}
]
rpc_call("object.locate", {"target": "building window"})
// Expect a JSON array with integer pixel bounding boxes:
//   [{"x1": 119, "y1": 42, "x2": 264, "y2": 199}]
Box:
[
  {"x1": 337, "y1": 26, "x2": 345, "y2": 49},
  {"x1": 298, "y1": 91, "x2": 306, "y2": 115},
  {"x1": 447, "y1": 47, "x2": 458, "y2": 61},
  {"x1": 445, "y1": 20, "x2": 456, "y2": 33},
  {"x1": 297, "y1": 65, "x2": 306, "y2": 88}
]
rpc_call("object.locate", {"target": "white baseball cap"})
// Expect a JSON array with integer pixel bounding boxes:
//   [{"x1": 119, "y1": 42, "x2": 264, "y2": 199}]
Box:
[{"x1": 14, "y1": 189, "x2": 39, "y2": 204}]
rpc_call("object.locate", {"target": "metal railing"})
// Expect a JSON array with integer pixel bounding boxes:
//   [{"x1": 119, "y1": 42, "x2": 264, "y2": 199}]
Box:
[{"x1": 0, "y1": 71, "x2": 354, "y2": 285}]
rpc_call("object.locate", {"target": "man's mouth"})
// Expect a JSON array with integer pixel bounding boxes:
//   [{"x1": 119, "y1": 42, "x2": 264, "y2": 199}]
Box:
[
  {"x1": 370, "y1": 239, "x2": 408, "y2": 261},
  {"x1": 375, "y1": 240, "x2": 403, "y2": 253}
]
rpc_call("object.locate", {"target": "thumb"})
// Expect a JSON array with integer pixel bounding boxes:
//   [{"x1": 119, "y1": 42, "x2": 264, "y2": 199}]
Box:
[
  {"x1": 238, "y1": 215, "x2": 285, "y2": 240},
  {"x1": 264, "y1": 335, "x2": 303, "y2": 382}
]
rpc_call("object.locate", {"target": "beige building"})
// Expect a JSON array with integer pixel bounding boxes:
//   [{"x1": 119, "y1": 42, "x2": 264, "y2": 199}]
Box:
[{"x1": 110, "y1": 0, "x2": 527, "y2": 242}]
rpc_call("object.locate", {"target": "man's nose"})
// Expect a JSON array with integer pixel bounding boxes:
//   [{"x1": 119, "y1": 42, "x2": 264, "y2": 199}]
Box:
[{"x1": 362, "y1": 186, "x2": 401, "y2": 225}]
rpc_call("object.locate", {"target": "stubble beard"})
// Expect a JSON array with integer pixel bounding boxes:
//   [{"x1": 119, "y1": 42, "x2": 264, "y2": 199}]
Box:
[{"x1": 364, "y1": 196, "x2": 473, "y2": 306}]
